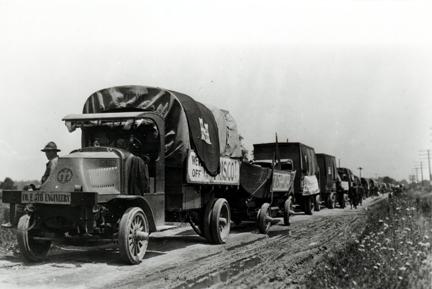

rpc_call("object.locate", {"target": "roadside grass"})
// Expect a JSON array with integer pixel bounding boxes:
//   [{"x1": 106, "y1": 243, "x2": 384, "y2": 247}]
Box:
[
  {"x1": 304, "y1": 192, "x2": 432, "y2": 289},
  {"x1": 0, "y1": 201, "x2": 16, "y2": 254}
]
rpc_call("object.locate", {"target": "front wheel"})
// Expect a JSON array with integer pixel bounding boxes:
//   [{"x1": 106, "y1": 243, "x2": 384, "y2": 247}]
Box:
[
  {"x1": 17, "y1": 214, "x2": 51, "y2": 262},
  {"x1": 283, "y1": 197, "x2": 292, "y2": 226},
  {"x1": 118, "y1": 207, "x2": 149, "y2": 264},
  {"x1": 210, "y1": 198, "x2": 231, "y2": 244},
  {"x1": 257, "y1": 203, "x2": 272, "y2": 234}
]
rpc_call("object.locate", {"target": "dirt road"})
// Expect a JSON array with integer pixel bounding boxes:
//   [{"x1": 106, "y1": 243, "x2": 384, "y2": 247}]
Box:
[{"x1": 0, "y1": 196, "x2": 386, "y2": 289}]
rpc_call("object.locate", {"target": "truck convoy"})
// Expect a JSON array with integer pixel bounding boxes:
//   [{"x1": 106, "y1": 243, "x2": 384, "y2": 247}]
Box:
[
  {"x1": 1, "y1": 85, "x2": 389, "y2": 265},
  {"x1": 253, "y1": 142, "x2": 320, "y2": 215},
  {"x1": 2, "y1": 85, "x2": 295, "y2": 264}
]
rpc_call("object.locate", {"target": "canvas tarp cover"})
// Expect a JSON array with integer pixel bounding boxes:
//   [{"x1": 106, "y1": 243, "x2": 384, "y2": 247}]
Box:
[
  {"x1": 82, "y1": 86, "x2": 242, "y2": 176},
  {"x1": 300, "y1": 145, "x2": 319, "y2": 176},
  {"x1": 240, "y1": 162, "x2": 272, "y2": 198},
  {"x1": 317, "y1": 154, "x2": 337, "y2": 191},
  {"x1": 207, "y1": 105, "x2": 242, "y2": 158},
  {"x1": 172, "y1": 91, "x2": 220, "y2": 175}
]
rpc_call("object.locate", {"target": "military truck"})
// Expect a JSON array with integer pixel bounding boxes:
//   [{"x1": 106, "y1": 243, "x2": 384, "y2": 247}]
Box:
[
  {"x1": 316, "y1": 153, "x2": 338, "y2": 209},
  {"x1": 336, "y1": 167, "x2": 354, "y2": 208},
  {"x1": 360, "y1": 177, "x2": 370, "y2": 198},
  {"x1": 3, "y1": 85, "x2": 276, "y2": 264},
  {"x1": 253, "y1": 142, "x2": 320, "y2": 215}
]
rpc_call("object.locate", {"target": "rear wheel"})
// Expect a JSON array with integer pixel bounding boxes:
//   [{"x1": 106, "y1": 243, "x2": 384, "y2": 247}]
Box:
[
  {"x1": 17, "y1": 214, "x2": 51, "y2": 262},
  {"x1": 118, "y1": 207, "x2": 149, "y2": 264},
  {"x1": 338, "y1": 192, "x2": 346, "y2": 208},
  {"x1": 257, "y1": 203, "x2": 272, "y2": 234},
  {"x1": 202, "y1": 199, "x2": 216, "y2": 241},
  {"x1": 283, "y1": 197, "x2": 292, "y2": 226},
  {"x1": 327, "y1": 192, "x2": 336, "y2": 209},
  {"x1": 304, "y1": 196, "x2": 313, "y2": 215},
  {"x1": 210, "y1": 198, "x2": 231, "y2": 244},
  {"x1": 314, "y1": 194, "x2": 321, "y2": 212}
]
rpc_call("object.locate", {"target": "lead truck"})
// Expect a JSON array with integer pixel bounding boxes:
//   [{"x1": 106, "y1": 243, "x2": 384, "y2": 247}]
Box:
[{"x1": 2, "y1": 85, "x2": 294, "y2": 264}]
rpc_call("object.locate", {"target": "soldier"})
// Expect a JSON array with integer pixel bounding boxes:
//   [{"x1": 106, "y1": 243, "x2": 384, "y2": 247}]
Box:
[
  {"x1": 0, "y1": 143, "x2": 56, "y2": 229},
  {"x1": 41, "y1": 141, "x2": 60, "y2": 184}
]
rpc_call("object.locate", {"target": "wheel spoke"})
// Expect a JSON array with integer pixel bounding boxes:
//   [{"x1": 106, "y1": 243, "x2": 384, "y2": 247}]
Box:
[{"x1": 219, "y1": 218, "x2": 227, "y2": 226}]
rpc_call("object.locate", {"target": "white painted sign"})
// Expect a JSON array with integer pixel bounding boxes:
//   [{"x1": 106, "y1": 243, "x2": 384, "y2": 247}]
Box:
[
  {"x1": 22, "y1": 191, "x2": 71, "y2": 205},
  {"x1": 271, "y1": 170, "x2": 293, "y2": 192},
  {"x1": 302, "y1": 175, "x2": 320, "y2": 196},
  {"x1": 341, "y1": 181, "x2": 349, "y2": 191},
  {"x1": 186, "y1": 150, "x2": 240, "y2": 185}
]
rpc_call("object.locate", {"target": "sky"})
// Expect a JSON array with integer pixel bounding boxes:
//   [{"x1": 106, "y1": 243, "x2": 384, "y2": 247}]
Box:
[{"x1": 0, "y1": 0, "x2": 431, "y2": 181}]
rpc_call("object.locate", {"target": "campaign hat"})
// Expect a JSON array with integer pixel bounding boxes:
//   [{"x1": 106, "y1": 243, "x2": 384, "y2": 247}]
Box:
[{"x1": 41, "y1": 141, "x2": 60, "y2": 152}]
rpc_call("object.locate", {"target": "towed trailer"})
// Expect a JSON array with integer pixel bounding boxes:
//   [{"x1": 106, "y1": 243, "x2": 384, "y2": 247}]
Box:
[
  {"x1": 253, "y1": 142, "x2": 320, "y2": 215},
  {"x1": 231, "y1": 156, "x2": 296, "y2": 234},
  {"x1": 2, "y1": 85, "x2": 265, "y2": 264},
  {"x1": 316, "y1": 153, "x2": 337, "y2": 209}
]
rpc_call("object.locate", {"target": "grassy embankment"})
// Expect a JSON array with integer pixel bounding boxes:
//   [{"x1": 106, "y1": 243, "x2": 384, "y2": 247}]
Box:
[{"x1": 304, "y1": 191, "x2": 432, "y2": 289}]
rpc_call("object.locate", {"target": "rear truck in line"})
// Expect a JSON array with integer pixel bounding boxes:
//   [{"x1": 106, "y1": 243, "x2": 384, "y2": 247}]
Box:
[
  {"x1": 352, "y1": 174, "x2": 362, "y2": 208},
  {"x1": 360, "y1": 177, "x2": 370, "y2": 199},
  {"x1": 2, "y1": 85, "x2": 284, "y2": 264},
  {"x1": 315, "y1": 153, "x2": 338, "y2": 209},
  {"x1": 252, "y1": 142, "x2": 320, "y2": 215},
  {"x1": 336, "y1": 167, "x2": 355, "y2": 208}
]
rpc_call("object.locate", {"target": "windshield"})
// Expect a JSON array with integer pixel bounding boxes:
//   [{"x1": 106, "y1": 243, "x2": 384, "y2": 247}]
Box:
[
  {"x1": 79, "y1": 118, "x2": 160, "y2": 162},
  {"x1": 338, "y1": 168, "x2": 350, "y2": 181}
]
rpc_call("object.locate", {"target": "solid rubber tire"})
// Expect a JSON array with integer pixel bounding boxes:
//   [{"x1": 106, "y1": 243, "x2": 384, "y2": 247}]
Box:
[
  {"x1": 118, "y1": 207, "x2": 149, "y2": 264},
  {"x1": 210, "y1": 198, "x2": 231, "y2": 244},
  {"x1": 17, "y1": 214, "x2": 51, "y2": 262}
]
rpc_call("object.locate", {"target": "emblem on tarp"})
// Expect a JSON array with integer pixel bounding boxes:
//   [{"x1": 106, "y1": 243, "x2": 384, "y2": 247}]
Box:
[
  {"x1": 57, "y1": 168, "x2": 73, "y2": 184},
  {"x1": 199, "y1": 117, "x2": 212, "y2": 145}
]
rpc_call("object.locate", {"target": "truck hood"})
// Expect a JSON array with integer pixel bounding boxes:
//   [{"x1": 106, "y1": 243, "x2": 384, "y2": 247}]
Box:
[{"x1": 40, "y1": 151, "x2": 121, "y2": 194}]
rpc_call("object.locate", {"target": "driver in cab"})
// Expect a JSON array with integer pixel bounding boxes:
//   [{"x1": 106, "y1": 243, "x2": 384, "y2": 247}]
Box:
[{"x1": 113, "y1": 135, "x2": 150, "y2": 196}]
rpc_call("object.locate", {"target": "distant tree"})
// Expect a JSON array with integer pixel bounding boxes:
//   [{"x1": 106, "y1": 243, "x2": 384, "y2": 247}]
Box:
[
  {"x1": 382, "y1": 176, "x2": 396, "y2": 184},
  {"x1": 15, "y1": 180, "x2": 41, "y2": 190},
  {"x1": 0, "y1": 177, "x2": 17, "y2": 190},
  {"x1": 400, "y1": 179, "x2": 409, "y2": 186}
]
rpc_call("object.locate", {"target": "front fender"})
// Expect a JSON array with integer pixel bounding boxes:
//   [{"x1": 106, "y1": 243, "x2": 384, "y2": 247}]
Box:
[{"x1": 108, "y1": 196, "x2": 157, "y2": 232}]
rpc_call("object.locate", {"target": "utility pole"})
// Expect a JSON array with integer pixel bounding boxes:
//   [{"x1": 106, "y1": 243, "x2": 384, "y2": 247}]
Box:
[
  {"x1": 414, "y1": 167, "x2": 419, "y2": 183},
  {"x1": 428, "y1": 150, "x2": 431, "y2": 181},
  {"x1": 420, "y1": 161, "x2": 424, "y2": 183},
  {"x1": 338, "y1": 159, "x2": 341, "y2": 168},
  {"x1": 418, "y1": 149, "x2": 432, "y2": 182},
  {"x1": 358, "y1": 167, "x2": 363, "y2": 178}
]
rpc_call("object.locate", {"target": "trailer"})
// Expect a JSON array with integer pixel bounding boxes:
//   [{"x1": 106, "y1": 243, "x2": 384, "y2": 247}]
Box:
[
  {"x1": 2, "y1": 85, "x2": 275, "y2": 264},
  {"x1": 253, "y1": 142, "x2": 320, "y2": 215},
  {"x1": 230, "y1": 155, "x2": 296, "y2": 233},
  {"x1": 316, "y1": 153, "x2": 337, "y2": 209}
]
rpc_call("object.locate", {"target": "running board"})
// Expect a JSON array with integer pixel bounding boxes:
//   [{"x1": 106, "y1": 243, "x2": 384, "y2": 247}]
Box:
[{"x1": 156, "y1": 224, "x2": 178, "y2": 232}]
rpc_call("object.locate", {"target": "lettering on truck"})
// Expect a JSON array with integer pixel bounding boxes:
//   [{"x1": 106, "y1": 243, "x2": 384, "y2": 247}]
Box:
[{"x1": 187, "y1": 151, "x2": 240, "y2": 185}]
